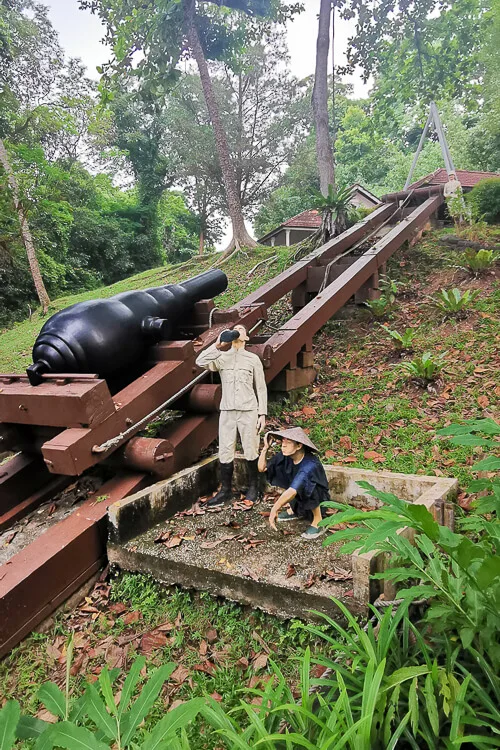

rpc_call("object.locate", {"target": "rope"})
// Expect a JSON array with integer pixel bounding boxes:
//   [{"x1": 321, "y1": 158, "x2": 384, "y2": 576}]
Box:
[{"x1": 92, "y1": 371, "x2": 208, "y2": 454}]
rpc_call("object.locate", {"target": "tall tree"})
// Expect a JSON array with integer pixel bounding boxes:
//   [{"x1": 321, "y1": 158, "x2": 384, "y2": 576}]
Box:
[
  {"x1": 80, "y1": 0, "x2": 295, "y2": 252},
  {"x1": 312, "y1": 0, "x2": 335, "y2": 195},
  {"x1": 0, "y1": 138, "x2": 49, "y2": 311},
  {"x1": 0, "y1": 0, "x2": 58, "y2": 310}
]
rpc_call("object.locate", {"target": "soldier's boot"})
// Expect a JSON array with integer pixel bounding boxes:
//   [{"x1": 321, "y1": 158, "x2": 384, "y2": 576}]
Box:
[
  {"x1": 207, "y1": 462, "x2": 234, "y2": 507},
  {"x1": 244, "y1": 458, "x2": 260, "y2": 503}
]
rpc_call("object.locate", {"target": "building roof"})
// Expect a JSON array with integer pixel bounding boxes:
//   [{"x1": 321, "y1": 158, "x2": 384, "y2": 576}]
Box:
[
  {"x1": 409, "y1": 168, "x2": 499, "y2": 190},
  {"x1": 258, "y1": 184, "x2": 381, "y2": 242},
  {"x1": 283, "y1": 209, "x2": 322, "y2": 229}
]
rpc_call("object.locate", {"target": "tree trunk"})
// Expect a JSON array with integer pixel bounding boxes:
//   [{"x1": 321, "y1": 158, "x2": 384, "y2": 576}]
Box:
[
  {"x1": 0, "y1": 138, "x2": 50, "y2": 313},
  {"x1": 183, "y1": 0, "x2": 257, "y2": 253},
  {"x1": 199, "y1": 230, "x2": 204, "y2": 255},
  {"x1": 312, "y1": 0, "x2": 335, "y2": 196}
]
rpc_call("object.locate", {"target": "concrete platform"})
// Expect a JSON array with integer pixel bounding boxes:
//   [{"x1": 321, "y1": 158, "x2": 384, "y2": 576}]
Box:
[{"x1": 107, "y1": 457, "x2": 458, "y2": 621}]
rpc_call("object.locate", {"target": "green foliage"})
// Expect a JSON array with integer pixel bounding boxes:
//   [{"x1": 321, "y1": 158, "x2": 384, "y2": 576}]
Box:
[
  {"x1": 462, "y1": 247, "x2": 500, "y2": 275},
  {"x1": 364, "y1": 295, "x2": 395, "y2": 319},
  {"x1": 469, "y1": 178, "x2": 500, "y2": 223},
  {"x1": 431, "y1": 287, "x2": 481, "y2": 317},
  {"x1": 398, "y1": 351, "x2": 447, "y2": 383},
  {"x1": 380, "y1": 325, "x2": 417, "y2": 350},
  {"x1": 0, "y1": 648, "x2": 204, "y2": 748}
]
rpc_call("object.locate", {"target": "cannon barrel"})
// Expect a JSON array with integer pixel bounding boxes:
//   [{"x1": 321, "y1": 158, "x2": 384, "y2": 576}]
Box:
[{"x1": 27, "y1": 269, "x2": 228, "y2": 386}]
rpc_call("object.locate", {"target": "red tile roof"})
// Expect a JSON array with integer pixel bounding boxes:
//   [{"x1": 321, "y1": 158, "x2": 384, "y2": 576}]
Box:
[
  {"x1": 283, "y1": 209, "x2": 322, "y2": 228},
  {"x1": 409, "y1": 168, "x2": 499, "y2": 189}
]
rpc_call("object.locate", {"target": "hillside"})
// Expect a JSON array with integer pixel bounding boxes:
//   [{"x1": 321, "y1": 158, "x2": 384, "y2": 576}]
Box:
[
  {"x1": 0, "y1": 244, "x2": 293, "y2": 373},
  {"x1": 1, "y1": 226, "x2": 500, "y2": 740}
]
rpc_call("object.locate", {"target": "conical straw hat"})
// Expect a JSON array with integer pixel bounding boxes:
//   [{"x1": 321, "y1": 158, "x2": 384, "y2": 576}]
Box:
[{"x1": 267, "y1": 426, "x2": 319, "y2": 452}]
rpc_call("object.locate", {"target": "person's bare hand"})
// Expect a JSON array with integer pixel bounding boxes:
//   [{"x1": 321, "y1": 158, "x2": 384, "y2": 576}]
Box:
[
  {"x1": 257, "y1": 415, "x2": 266, "y2": 433},
  {"x1": 263, "y1": 432, "x2": 273, "y2": 450},
  {"x1": 269, "y1": 502, "x2": 280, "y2": 531},
  {"x1": 215, "y1": 332, "x2": 231, "y2": 352}
]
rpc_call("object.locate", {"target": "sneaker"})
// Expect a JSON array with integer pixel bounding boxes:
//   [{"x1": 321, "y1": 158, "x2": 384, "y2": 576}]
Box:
[
  {"x1": 301, "y1": 526, "x2": 325, "y2": 540},
  {"x1": 277, "y1": 510, "x2": 297, "y2": 522}
]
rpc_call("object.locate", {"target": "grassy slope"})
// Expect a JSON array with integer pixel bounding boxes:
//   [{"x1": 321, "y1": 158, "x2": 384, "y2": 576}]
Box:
[
  {"x1": 1, "y1": 228, "x2": 500, "y2": 748},
  {"x1": 0, "y1": 244, "x2": 294, "y2": 373}
]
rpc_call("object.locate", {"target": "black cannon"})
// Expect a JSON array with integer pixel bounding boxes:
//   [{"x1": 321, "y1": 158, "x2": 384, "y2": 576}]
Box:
[{"x1": 27, "y1": 269, "x2": 228, "y2": 386}]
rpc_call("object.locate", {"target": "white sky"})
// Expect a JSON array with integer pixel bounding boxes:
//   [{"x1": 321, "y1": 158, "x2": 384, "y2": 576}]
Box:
[{"x1": 43, "y1": 0, "x2": 369, "y2": 247}]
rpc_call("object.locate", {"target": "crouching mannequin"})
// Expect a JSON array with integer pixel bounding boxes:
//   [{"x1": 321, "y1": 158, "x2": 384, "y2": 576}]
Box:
[
  {"x1": 195, "y1": 324, "x2": 267, "y2": 507},
  {"x1": 258, "y1": 427, "x2": 330, "y2": 541}
]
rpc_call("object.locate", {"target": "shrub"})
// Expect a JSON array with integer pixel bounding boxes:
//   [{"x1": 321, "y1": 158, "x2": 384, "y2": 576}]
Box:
[
  {"x1": 462, "y1": 248, "x2": 500, "y2": 275},
  {"x1": 430, "y1": 287, "x2": 480, "y2": 318},
  {"x1": 0, "y1": 650, "x2": 203, "y2": 749},
  {"x1": 398, "y1": 350, "x2": 446, "y2": 384},
  {"x1": 469, "y1": 177, "x2": 500, "y2": 224},
  {"x1": 364, "y1": 295, "x2": 394, "y2": 318},
  {"x1": 378, "y1": 275, "x2": 400, "y2": 299},
  {"x1": 380, "y1": 325, "x2": 416, "y2": 351}
]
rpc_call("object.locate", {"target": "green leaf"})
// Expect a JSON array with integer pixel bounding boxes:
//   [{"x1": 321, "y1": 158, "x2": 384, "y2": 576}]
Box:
[
  {"x1": 472, "y1": 457, "x2": 500, "y2": 471},
  {"x1": 84, "y1": 684, "x2": 117, "y2": 740},
  {"x1": 0, "y1": 701, "x2": 20, "y2": 750},
  {"x1": 459, "y1": 627, "x2": 475, "y2": 649},
  {"x1": 98, "y1": 668, "x2": 116, "y2": 715},
  {"x1": 121, "y1": 663, "x2": 175, "y2": 746},
  {"x1": 141, "y1": 699, "x2": 205, "y2": 750},
  {"x1": 409, "y1": 677, "x2": 418, "y2": 735},
  {"x1": 38, "y1": 683, "x2": 66, "y2": 720},
  {"x1": 383, "y1": 665, "x2": 429, "y2": 690},
  {"x1": 406, "y1": 503, "x2": 439, "y2": 540},
  {"x1": 475, "y1": 556, "x2": 500, "y2": 590},
  {"x1": 16, "y1": 716, "x2": 49, "y2": 741},
  {"x1": 118, "y1": 656, "x2": 145, "y2": 718},
  {"x1": 47, "y1": 722, "x2": 109, "y2": 750},
  {"x1": 425, "y1": 673, "x2": 439, "y2": 736}
]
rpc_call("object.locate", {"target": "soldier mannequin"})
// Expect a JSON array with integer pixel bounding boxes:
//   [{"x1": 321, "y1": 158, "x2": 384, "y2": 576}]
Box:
[{"x1": 196, "y1": 324, "x2": 267, "y2": 507}]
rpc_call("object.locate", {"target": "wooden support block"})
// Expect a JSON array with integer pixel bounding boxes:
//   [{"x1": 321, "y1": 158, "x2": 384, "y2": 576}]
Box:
[
  {"x1": 0, "y1": 379, "x2": 116, "y2": 428},
  {"x1": 298, "y1": 351, "x2": 314, "y2": 368},
  {"x1": 150, "y1": 340, "x2": 195, "y2": 362},
  {"x1": 269, "y1": 366, "x2": 316, "y2": 393},
  {"x1": 355, "y1": 271, "x2": 380, "y2": 303}
]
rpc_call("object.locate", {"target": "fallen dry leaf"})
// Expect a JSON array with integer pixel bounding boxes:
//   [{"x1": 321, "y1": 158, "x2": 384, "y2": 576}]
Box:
[
  {"x1": 478, "y1": 395, "x2": 490, "y2": 408},
  {"x1": 206, "y1": 628, "x2": 218, "y2": 643},
  {"x1": 47, "y1": 503, "x2": 57, "y2": 516},
  {"x1": 339, "y1": 435, "x2": 352, "y2": 450},
  {"x1": 303, "y1": 573, "x2": 317, "y2": 589},
  {"x1": 252, "y1": 653, "x2": 268, "y2": 671},
  {"x1": 361, "y1": 394, "x2": 371, "y2": 404},
  {"x1": 171, "y1": 665, "x2": 190, "y2": 684},
  {"x1": 237, "y1": 657, "x2": 249, "y2": 669},
  {"x1": 108, "y1": 602, "x2": 127, "y2": 615},
  {"x1": 194, "y1": 661, "x2": 216, "y2": 675},
  {"x1": 36, "y1": 709, "x2": 58, "y2": 723},
  {"x1": 210, "y1": 692, "x2": 223, "y2": 702},
  {"x1": 199, "y1": 639, "x2": 208, "y2": 656},
  {"x1": 140, "y1": 631, "x2": 168, "y2": 654},
  {"x1": 200, "y1": 535, "x2": 235, "y2": 550},
  {"x1": 363, "y1": 450, "x2": 386, "y2": 463},
  {"x1": 165, "y1": 535, "x2": 183, "y2": 548},
  {"x1": 123, "y1": 611, "x2": 142, "y2": 626},
  {"x1": 286, "y1": 563, "x2": 297, "y2": 578},
  {"x1": 323, "y1": 569, "x2": 353, "y2": 582},
  {"x1": 302, "y1": 405, "x2": 316, "y2": 417}
]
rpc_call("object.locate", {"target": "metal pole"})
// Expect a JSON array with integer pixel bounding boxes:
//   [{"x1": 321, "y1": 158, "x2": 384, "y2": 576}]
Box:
[
  {"x1": 404, "y1": 109, "x2": 433, "y2": 190},
  {"x1": 430, "y1": 101, "x2": 456, "y2": 176}
]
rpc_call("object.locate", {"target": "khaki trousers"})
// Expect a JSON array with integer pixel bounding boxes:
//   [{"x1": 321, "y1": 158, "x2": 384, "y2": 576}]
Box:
[{"x1": 219, "y1": 409, "x2": 259, "y2": 463}]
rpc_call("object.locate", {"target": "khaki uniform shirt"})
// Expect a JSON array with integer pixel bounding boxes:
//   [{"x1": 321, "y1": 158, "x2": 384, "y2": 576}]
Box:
[
  {"x1": 195, "y1": 344, "x2": 267, "y2": 414},
  {"x1": 444, "y1": 179, "x2": 462, "y2": 198}
]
